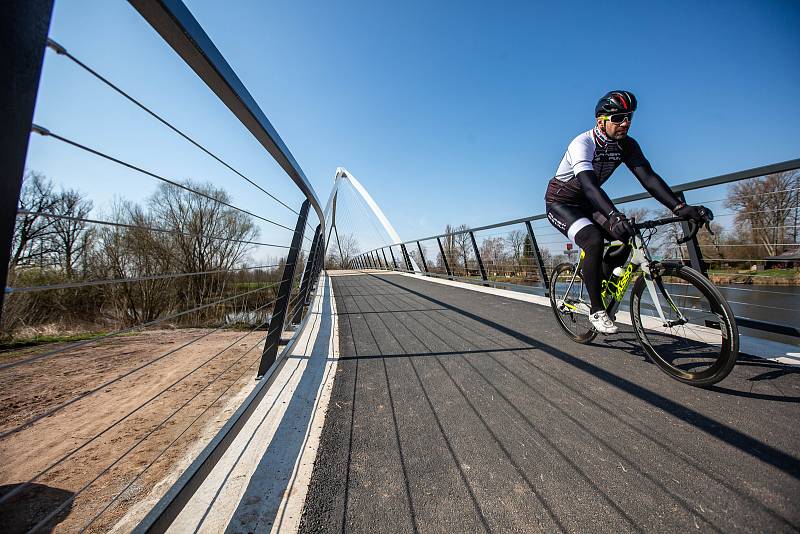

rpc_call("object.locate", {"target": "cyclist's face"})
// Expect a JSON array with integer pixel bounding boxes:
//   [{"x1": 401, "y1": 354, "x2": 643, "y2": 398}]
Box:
[{"x1": 597, "y1": 116, "x2": 631, "y2": 140}]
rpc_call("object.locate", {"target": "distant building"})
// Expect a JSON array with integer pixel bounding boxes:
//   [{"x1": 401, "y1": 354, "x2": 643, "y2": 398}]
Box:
[{"x1": 765, "y1": 247, "x2": 800, "y2": 269}]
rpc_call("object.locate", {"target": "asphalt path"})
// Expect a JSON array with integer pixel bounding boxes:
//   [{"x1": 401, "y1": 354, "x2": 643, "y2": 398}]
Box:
[{"x1": 299, "y1": 272, "x2": 799, "y2": 533}]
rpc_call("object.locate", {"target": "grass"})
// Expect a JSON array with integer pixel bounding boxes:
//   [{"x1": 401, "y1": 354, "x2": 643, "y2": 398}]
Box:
[
  {"x1": 0, "y1": 331, "x2": 108, "y2": 352},
  {"x1": 708, "y1": 268, "x2": 799, "y2": 279}
]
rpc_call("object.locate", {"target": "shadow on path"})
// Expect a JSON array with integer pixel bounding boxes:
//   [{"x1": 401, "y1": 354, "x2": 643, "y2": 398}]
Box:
[{"x1": 371, "y1": 273, "x2": 800, "y2": 480}]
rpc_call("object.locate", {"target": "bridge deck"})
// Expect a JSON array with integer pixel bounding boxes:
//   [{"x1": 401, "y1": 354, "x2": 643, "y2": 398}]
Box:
[{"x1": 299, "y1": 271, "x2": 799, "y2": 533}]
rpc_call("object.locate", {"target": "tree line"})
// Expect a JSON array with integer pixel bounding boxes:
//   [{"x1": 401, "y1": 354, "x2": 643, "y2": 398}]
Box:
[{"x1": 2, "y1": 171, "x2": 288, "y2": 341}]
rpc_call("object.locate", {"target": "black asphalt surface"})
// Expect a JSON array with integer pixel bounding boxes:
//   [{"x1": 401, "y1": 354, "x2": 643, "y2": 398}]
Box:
[{"x1": 299, "y1": 272, "x2": 800, "y2": 533}]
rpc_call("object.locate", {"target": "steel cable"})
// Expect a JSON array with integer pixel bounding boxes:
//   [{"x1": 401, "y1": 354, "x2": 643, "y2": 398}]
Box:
[
  {"x1": 32, "y1": 333, "x2": 272, "y2": 534},
  {"x1": 7, "y1": 263, "x2": 281, "y2": 294},
  {"x1": 0, "y1": 285, "x2": 285, "y2": 440},
  {"x1": 15, "y1": 209, "x2": 289, "y2": 250},
  {"x1": 45, "y1": 39, "x2": 307, "y2": 224},
  {"x1": 0, "y1": 298, "x2": 276, "y2": 508},
  {"x1": 32, "y1": 125, "x2": 296, "y2": 233},
  {"x1": 0, "y1": 277, "x2": 287, "y2": 374}
]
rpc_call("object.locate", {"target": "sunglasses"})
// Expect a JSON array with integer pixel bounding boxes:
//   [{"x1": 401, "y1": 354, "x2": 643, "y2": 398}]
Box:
[{"x1": 600, "y1": 112, "x2": 634, "y2": 124}]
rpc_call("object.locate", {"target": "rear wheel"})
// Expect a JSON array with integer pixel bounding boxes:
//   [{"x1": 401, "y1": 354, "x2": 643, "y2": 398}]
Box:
[
  {"x1": 630, "y1": 263, "x2": 738, "y2": 386},
  {"x1": 549, "y1": 262, "x2": 597, "y2": 344}
]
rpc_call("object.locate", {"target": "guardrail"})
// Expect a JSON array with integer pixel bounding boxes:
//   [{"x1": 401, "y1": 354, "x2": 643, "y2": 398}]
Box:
[
  {"x1": 353, "y1": 159, "x2": 800, "y2": 341},
  {"x1": 2, "y1": 1, "x2": 326, "y2": 532}
]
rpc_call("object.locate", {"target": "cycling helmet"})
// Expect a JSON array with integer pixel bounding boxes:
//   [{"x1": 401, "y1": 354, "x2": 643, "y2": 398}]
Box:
[{"x1": 595, "y1": 90, "x2": 637, "y2": 117}]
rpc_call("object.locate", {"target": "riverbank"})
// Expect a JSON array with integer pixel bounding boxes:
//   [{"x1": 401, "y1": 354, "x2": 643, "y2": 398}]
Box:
[{"x1": 709, "y1": 270, "x2": 800, "y2": 286}]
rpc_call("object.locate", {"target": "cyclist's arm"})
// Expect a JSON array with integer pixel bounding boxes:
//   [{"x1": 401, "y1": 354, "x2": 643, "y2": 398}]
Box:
[
  {"x1": 576, "y1": 170, "x2": 618, "y2": 217},
  {"x1": 623, "y1": 137, "x2": 682, "y2": 211}
]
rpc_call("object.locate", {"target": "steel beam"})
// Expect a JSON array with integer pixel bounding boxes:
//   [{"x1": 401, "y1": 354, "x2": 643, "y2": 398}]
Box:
[
  {"x1": 258, "y1": 200, "x2": 309, "y2": 377},
  {"x1": 290, "y1": 224, "x2": 321, "y2": 324},
  {"x1": 524, "y1": 220, "x2": 550, "y2": 291},
  {"x1": 416, "y1": 241, "x2": 429, "y2": 272},
  {"x1": 382, "y1": 248, "x2": 390, "y2": 270},
  {"x1": 676, "y1": 192, "x2": 708, "y2": 277},
  {"x1": 470, "y1": 231, "x2": 489, "y2": 284},
  {"x1": 437, "y1": 237, "x2": 453, "y2": 279},
  {"x1": 0, "y1": 0, "x2": 55, "y2": 323}
]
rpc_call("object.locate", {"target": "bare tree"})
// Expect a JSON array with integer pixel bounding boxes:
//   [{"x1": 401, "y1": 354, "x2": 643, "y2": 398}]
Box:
[
  {"x1": 726, "y1": 170, "x2": 800, "y2": 257},
  {"x1": 51, "y1": 189, "x2": 94, "y2": 277},
  {"x1": 328, "y1": 233, "x2": 360, "y2": 268},
  {"x1": 479, "y1": 237, "x2": 505, "y2": 272},
  {"x1": 452, "y1": 224, "x2": 471, "y2": 270},
  {"x1": 148, "y1": 181, "x2": 258, "y2": 314},
  {"x1": 437, "y1": 224, "x2": 459, "y2": 271},
  {"x1": 506, "y1": 229, "x2": 526, "y2": 268},
  {"x1": 10, "y1": 171, "x2": 59, "y2": 270}
]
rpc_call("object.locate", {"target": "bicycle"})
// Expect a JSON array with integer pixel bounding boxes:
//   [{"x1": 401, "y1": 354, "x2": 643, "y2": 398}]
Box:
[{"x1": 548, "y1": 216, "x2": 739, "y2": 387}]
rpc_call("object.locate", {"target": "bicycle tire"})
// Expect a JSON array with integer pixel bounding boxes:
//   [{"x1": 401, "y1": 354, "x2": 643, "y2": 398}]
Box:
[
  {"x1": 630, "y1": 263, "x2": 739, "y2": 386},
  {"x1": 549, "y1": 262, "x2": 598, "y2": 344}
]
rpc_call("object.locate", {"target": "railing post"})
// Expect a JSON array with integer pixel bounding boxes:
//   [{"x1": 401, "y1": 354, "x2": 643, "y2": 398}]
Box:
[
  {"x1": 437, "y1": 237, "x2": 453, "y2": 279},
  {"x1": 400, "y1": 244, "x2": 412, "y2": 271},
  {"x1": 290, "y1": 224, "x2": 321, "y2": 325},
  {"x1": 524, "y1": 220, "x2": 550, "y2": 292},
  {"x1": 382, "y1": 248, "x2": 391, "y2": 270},
  {"x1": 389, "y1": 247, "x2": 399, "y2": 269},
  {"x1": 371, "y1": 250, "x2": 380, "y2": 269},
  {"x1": 368, "y1": 253, "x2": 375, "y2": 269},
  {"x1": 0, "y1": 0, "x2": 55, "y2": 324},
  {"x1": 469, "y1": 231, "x2": 489, "y2": 284},
  {"x1": 416, "y1": 241, "x2": 429, "y2": 273},
  {"x1": 258, "y1": 200, "x2": 309, "y2": 378},
  {"x1": 676, "y1": 192, "x2": 708, "y2": 277}
]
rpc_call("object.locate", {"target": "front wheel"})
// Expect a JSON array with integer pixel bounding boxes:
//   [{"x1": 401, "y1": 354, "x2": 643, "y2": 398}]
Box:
[
  {"x1": 549, "y1": 262, "x2": 598, "y2": 344},
  {"x1": 630, "y1": 263, "x2": 739, "y2": 387}
]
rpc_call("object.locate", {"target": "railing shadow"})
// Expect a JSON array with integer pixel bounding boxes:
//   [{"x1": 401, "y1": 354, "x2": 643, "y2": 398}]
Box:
[
  {"x1": 370, "y1": 273, "x2": 800, "y2": 480},
  {"x1": 223, "y1": 277, "x2": 334, "y2": 533}
]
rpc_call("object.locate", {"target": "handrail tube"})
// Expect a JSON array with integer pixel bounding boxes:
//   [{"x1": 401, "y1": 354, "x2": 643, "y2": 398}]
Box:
[
  {"x1": 128, "y1": 0, "x2": 324, "y2": 224},
  {"x1": 359, "y1": 159, "x2": 800, "y2": 248}
]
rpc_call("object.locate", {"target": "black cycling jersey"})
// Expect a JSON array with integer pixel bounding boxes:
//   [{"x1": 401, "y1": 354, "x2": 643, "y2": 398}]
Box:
[
  {"x1": 544, "y1": 124, "x2": 683, "y2": 317},
  {"x1": 544, "y1": 126, "x2": 682, "y2": 241}
]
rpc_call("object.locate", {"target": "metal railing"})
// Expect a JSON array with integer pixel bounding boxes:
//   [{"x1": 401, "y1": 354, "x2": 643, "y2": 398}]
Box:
[
  {"x1": 353, "y1": 159, "x2": 800, "y2": 340},
  {"x1": 2, "y1": 1, "x2": 326, "y2": 532}
]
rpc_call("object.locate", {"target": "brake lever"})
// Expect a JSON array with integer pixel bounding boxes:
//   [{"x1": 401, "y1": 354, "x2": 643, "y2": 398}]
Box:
[
  {"x1": 676, "y1": 219, "x2": 698, "y2": 244},
  {"x1": 704, "y1": 220, "x2": 714, "y2": 235}
]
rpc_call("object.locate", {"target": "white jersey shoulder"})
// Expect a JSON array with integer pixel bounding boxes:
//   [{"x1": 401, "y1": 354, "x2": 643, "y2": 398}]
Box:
[{"x1": 553, "y1": 130, "x2": 596, "y2": 182}]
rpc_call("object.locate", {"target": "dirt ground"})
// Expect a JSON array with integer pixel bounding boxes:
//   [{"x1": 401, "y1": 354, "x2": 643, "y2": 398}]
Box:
[{"x1": 0, "y1": 328, "x2": 267, "y2": 533}]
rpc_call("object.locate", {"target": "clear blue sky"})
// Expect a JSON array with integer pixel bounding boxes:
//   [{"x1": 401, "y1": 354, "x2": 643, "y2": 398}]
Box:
[{"x1": 25, "y1": 0, "x2": 799, "y2": 257}]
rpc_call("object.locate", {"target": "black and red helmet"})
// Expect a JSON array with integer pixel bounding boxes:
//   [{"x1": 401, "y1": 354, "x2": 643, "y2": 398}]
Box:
[{"x1": 595, "y1": 90, "x2": 637, "y2": 117}]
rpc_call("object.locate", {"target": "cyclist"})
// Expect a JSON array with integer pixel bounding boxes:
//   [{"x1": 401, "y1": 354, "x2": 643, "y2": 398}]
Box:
[{"x1": 545, "y1": 90, "x2": 711, "y2": 334}]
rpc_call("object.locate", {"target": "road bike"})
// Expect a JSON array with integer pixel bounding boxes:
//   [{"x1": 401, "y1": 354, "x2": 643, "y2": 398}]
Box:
[{"x1": 548, "y1": 216, "x2": 739, "y2": 387}]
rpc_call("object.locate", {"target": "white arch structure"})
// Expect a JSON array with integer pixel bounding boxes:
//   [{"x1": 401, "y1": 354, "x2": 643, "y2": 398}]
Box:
[{"x1": 324, "y1": 167, "x2": 420, "y2": 272}]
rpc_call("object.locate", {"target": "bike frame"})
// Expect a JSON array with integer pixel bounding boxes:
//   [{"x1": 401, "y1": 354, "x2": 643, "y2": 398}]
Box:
[{"x1": 560, "y1": 223, "x2": 687, "y2": 327}]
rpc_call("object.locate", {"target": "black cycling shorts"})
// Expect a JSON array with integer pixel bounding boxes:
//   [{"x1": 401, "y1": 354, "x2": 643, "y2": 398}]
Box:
[{"x1": 546, "y1": 202, "x2": 615, "y2": 243}]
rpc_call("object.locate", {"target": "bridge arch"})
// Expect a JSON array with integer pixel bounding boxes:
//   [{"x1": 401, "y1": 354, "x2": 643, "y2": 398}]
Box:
[{"x1": 324, "y1": 167, "x2": 420, "y2": 271}]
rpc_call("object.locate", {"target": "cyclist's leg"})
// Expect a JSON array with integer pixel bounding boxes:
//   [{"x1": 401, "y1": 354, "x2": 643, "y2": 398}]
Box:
[
  {"x1": 546, "y1": 202, "x2": 604, "y2": 313},
  {"x1": 591, "y1": 211, "x2": 632, "y2": 278},
  {"x1": 573, "y1": 226, "x2": 605, "y2": 313}
]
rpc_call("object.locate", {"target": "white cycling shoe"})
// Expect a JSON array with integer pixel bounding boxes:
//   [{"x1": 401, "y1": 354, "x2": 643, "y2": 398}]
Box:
[{"x1": 589, "y1": 310, "x2": 618, "y2": 335}]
